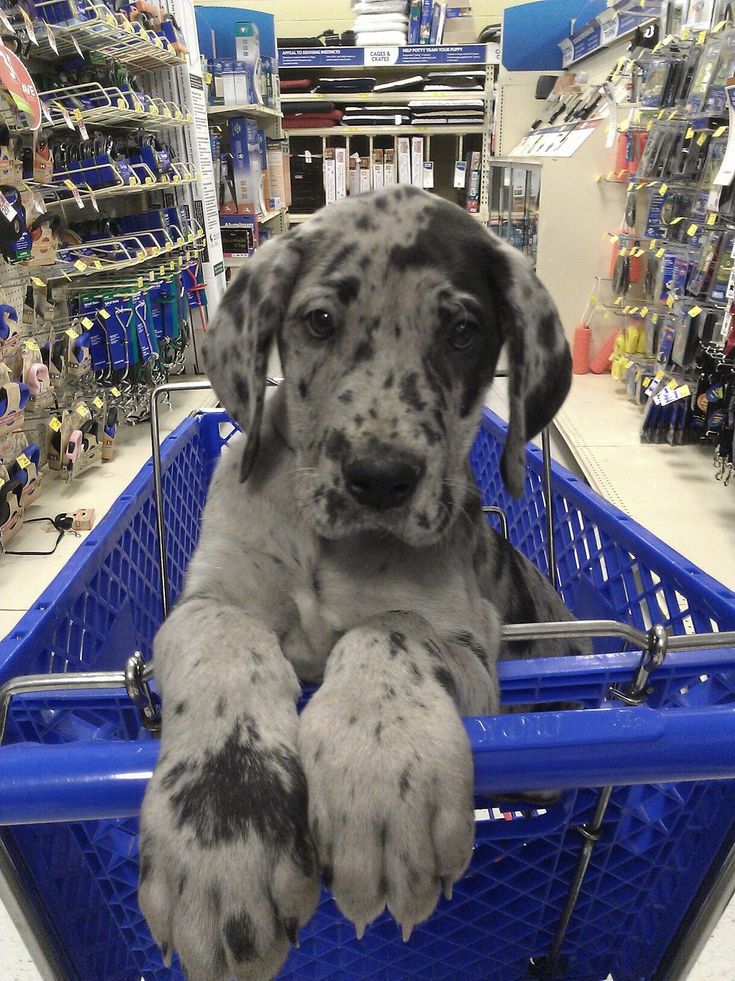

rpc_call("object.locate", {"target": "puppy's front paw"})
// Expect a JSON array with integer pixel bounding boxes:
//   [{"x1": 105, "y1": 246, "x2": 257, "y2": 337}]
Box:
[
  {"x1": 299, "y1": 681, "x2": 474, "y2": 940},
  {"x1": 139, "y1": 716, "x2": 320, "y2": 980}
]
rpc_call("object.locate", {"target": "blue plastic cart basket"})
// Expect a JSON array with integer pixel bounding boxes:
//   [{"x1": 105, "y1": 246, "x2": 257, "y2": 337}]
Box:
[{"x1": 1, "y1": 393, "x2": 735, "y2": 981}]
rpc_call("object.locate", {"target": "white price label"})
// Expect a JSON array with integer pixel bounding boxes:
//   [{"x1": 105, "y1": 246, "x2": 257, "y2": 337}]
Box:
[
  {"x1": 59, "y1": 105, "x2": 75, "y2": 130},
  {"x1": 599, "y1": 14, "x2": 619, "y2": 45},
  {"x1": 41, "y1": 102, "x2": 52, "y2": 123},
  {"x1": 32, "y1": 192, "x2": 46, "y2": 214},
  {"x1": 20, "y1": 9, "x2": 37, "y2": 45},
  {"x1": 71, "y1": 34, "x2": 82, "y2": 56},
  {"x1": 0, "y1": 191, "x2": 18, "y2": 222},
  {"x1": 46, "y1": 26, "x2": 58, "y2": 54},
  {"x1": 77, "y1": 118, "x2": 89, "y2": 140},
  {"x1": 0, "y1": 10, "x2": 15, "y2": 33}
]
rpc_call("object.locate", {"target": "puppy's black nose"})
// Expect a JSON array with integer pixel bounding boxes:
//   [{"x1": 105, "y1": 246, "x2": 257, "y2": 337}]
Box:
[{"x1": 343, "y1": 455, "x2": 424, "y2": 511}]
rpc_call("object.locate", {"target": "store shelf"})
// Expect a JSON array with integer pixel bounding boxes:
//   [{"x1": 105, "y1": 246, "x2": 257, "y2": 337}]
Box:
[
  {"x1": 260, "y1": 208, "x2": 287, "y2": 224},
  {"x1": 554, "y1": 372, "x2": 735, "y2": 588},
  {"x1": 560, "y1": 0, "x2": 664, "y2": 68},
  {"x1": 16, "y1": 229, "x2": 206, "y2": 287},
  {"x1": 223, "y1": 255, "x2": 249, "y2": 268},
  {"x1": 288, "y1": 213, "x2": 313, "y2": 224},
  {"x1": 33, "y1": 0, "x2": 185, "y2": 72},
  {"x1": 285, "y1": 124, "x2": 484, "y2": 136},
  {"x1": 281, "y1": 91, "x2": 486, "y2": 104},
  {"x1": 31, "y1": 166, "x2": 199, "y2": 211},
  {"x1": 207, "y1": 104, "x2": 282, "y2": 121},
  {"x1": 40, "y1": 86, "x2": 191, "y2": 133}
]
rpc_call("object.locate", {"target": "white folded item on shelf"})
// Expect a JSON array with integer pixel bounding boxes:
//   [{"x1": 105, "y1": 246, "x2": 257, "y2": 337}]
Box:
[
  {"x1": 352, "y1": 0, "x2": 409, "y2": 12},
  {"x1": 355, "y1": 31, "x2": 408, "y2": 44},
  {"x1": 353, "y1": 14, "x2": 409, "y2": 30},
  {"x1": 374, "y1": 75, "x2": 426, "y2": 91}
]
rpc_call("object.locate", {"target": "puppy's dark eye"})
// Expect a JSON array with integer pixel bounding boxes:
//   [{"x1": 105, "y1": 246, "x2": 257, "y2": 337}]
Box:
[
  {"x1": 306, "y1": 309, "x2": 335, "y2": 339},
  {"x1": 448, "y1": 318, "x2": 477, "y2": 351}
]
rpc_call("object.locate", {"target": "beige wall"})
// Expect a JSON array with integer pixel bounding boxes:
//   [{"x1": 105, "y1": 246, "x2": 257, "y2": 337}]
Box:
[{"x1": 194, "y1": 1, "x2": 510, "y2": 39}]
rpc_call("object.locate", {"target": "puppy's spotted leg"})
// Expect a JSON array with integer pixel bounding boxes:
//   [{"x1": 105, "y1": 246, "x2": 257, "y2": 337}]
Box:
[
  {"x1": 139, "y1": 599, "x2": 320, "y2": 981},
  {"x1": 299, "y1": 612, "x2": 497, "y2": 941}
]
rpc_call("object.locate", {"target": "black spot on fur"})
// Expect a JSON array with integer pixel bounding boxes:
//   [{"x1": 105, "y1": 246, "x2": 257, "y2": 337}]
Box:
[
  {"x1": 355, "y1": 214, "x2": 376, "y2": 232},
  {"x1": 420, "y1": 421, "x2": 441, "y2": 445},
  {"x1": 388, "y1": 631, "x2": 408, "y2": 657},
  {"x1": 399, "y1": 372, "x2": 427, "y2": 412},
  {"x1": 416, "y1": 512, "x2": 430, "y2": 529},
  {"x1": 329, "y1": 242, "x2": 359, "y2": 270},
  {"x1": 173, "y1": 700, "x2": 187, "y2": 716},
  {"x1": 375, "y1": 720, "x2": 383, "y2": 742},
  {"x1": 399, "y1": 766, "x2": 412, "y2": 799},
  {"x1": 338, "y1": 389, "x2": 354, "y2": 403},
  {"x1": 325, "y1": 488, "x2": 347, "y2": 523},
  {"x1": 325, "y1": 429, "x2": 350, "y2": 462},
  {"x1": 323, "y1": 865, "x2": 334, "y2": 889},
  {"x1": 349, "y1": 715, "x2": 357, "y2": 725},
  {"x1": 394, "y1": 324, "x2": 402, "y2": 338},
  {"x1": 161, "y1": 760, "x2": 189, "y2": 791},
  {"x1": 375, "y1": 195, "x2": 388, "y2": 211},
  {"x1": 354, "y1": 414, "x2": 365, "y2": 427},
  {"x1": 434, "y1": 666, "x2": 457, "y2": 699},
  {"x1": 233, "y1": 376, "x2": 250, "y2": 409},
  {"x1": 332, "y1": 276, "x2": 361, "y2": 304},
  {"x1": 383, "y1": 372, "x2": 394, "y2": 390},
  {"x1": 225, "y1": 909, "x2": 257, "y2": 963},
  {"x1": 409, "y1": 661, "x2": 423, "y2": 683},
  {"x1": 353, "y1": 338, "x2": 374, "y2": 364},
  {"x1": 139, "y1": 853, "x2": 152, "y2": 883},
  {"x1": 169, "y1": 719, "x2": 311, "y2": 852},
  {"x1": 216, "y1": 695, "x2": 226, "y2": 716},
  {"x1": 177, "y1": 872, "x2": 188, "y2": 896},
  {"x1": 454, "y1": 631, "x2": 491, "y2": 673},
  {"x1": 298, "y1": 378, "x2": 309, "y2": 399}
]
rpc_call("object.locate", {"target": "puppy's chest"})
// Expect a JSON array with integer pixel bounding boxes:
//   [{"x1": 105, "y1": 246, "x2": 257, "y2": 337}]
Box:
[{"x1": 292, "y1": 545, "x2": 479, "y2": 659}]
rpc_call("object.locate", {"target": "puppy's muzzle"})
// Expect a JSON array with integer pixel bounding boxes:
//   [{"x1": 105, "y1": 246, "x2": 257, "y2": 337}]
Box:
[{"x1": 343, "y1": 453, "x2": 425, "y2": 511}]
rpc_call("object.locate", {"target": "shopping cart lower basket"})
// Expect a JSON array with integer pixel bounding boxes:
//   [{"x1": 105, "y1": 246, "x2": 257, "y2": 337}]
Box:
[{"x1": 1, "y1": 393, "x2": 735, "y2": 981}]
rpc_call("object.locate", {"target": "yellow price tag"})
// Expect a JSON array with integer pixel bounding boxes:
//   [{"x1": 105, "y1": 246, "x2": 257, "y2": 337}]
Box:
[
  {"x1": 49, "y1": 417, "x2": 62, "y2": 432},
  {"x1": 714, "y1": 125, "x2": 727, "y2": 137},
  {"x1": 129, "y1": 175, "x2": 140, "y2": 186},
  {"x1": 145, "y1": 176, "x2": 155, "y2": 185},
  {"x1": 30, "y1": 276, "x2": 46, "y2": 287},
  {"x1": 685, "y1": 127, "x2": 694, "y2": 139},
  {"x1": 647, "y1": 119, "x2": 653, "y2": 131},
  {"x1": 99, "y1": 309, "x2": 110, "y2": 320},
  {"x1": 697, "y1": 132, "x2": 707, "y2": 146},
  {"x1": 669, "y1": 216, "x2": 685, "y2": 225},
  {"x1": 111, "y1": 387, "x2": 121, "y2": 397},
  {"x1": 655, "y1": 370, "x2": 665, "y2": 380},
  {"x1": 629, "y1": 306, "x2": 639, "y2": 314},
  {"x1": 16, "y1": 453, "x2": 31, "y2": 469},
  {"x1": 656, "y1": 247, "x2": 665, "y2": 258},
  {"x1": 649, "y1": 239, "x2": 658, "y2": 250},
  {"x1": 697, "y1": 30, "x2": 707, "y2": 44},
  {"x1": 707, "y1": 212, "x2": 718, "y2": 225},
  {"x1": 619, "y1": 246, "x2": 628, "y2": 257},
  {"x1": 93, "y1": 260, "x2": 103, "y2": 269},
  {"x1": 615, "y1": 296, "x2": 623, "y2": 306},
  {"x1": 686, "y1": 223, "x2": 698, "y2": 236},
  {"x1": 659, "y1": 182, "x2": 668, "y2": 196},
  {"x1": 137, "y1": 277, "x2": 143, "y2": 288},
  {"x1": 77, "y1": 403, "x2": 91, "y2": 419},
  {"x1": 666, "y1": 295, "x2": 674, "y2": 308},
  {"x1": 66, "y1": 328, "x2": 79, "y2": 339},
  {"x1": 74, "y1": 259, "x2": 87, "y2": 271},
  {"x1": 652, "y1": 313, "x2": 659, "y2": 324},
  {"x1": 25, "y1": 339, "x2": 40, "y2": 352},
  {"x1": 640, "y1": 306, "x2": 649, "y2": 317},
  {"x1": 623, "y1": 305, "x2": 631, "y2": 314},
  {"x1": 677, "y1": 384, "x2": 691, "y2": 398},
  {"x1": 81, "y1": 317, "x2": 93, "y2": 329},
  {"x1": 93, "y1": 396, "x2": 104, "y2": 409},
  {"x1": 688, "y1": 305, "x2": 703, "y2": 317},
  {"x1": 149, "y1": 103, "x2": 159, "y2": 116},
  {"x1": 642, "y1": 377, "x2": 651, "y2": 388},
  {"x1": 713, "y1": 19, "x2": 728, "y2": 31},
  {"x1": 667, "y1": 379, "x2": 678, "y2": 390}
]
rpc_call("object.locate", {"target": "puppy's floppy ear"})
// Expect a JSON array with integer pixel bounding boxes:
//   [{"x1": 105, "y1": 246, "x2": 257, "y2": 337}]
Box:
[
  {"x1": 490, "y1": 236, "x2": 572, "y2": 498},
  {"x1": 203, "y1": 234, "x2": 302, "y2": 481}
]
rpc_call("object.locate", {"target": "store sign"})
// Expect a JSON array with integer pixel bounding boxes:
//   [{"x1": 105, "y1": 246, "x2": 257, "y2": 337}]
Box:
[
  {"x1": 278, "y1": 43, "x2": 494, "y2": 69},
  {"x1": 0, "y1": 43, "x2": 41, "y2": 130}
]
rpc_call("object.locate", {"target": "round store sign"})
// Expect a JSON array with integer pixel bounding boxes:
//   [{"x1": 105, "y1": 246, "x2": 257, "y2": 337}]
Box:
[{"x1": 0, "y1": 44, "x2": 41, "y2": 131}]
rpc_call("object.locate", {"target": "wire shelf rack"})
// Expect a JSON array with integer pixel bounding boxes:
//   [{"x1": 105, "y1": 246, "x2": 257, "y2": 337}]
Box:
[
  {"x1": 33, "y1": 0, "x2": 185, "y2": 72},
  {"x1": 39, "y1": 84, "x2": 191, "y2": 133}
]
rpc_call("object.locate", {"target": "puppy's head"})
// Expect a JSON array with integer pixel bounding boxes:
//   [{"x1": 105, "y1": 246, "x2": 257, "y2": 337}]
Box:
[{"x1": 204, "y1": 186, "x2": 570, "y2": 546}]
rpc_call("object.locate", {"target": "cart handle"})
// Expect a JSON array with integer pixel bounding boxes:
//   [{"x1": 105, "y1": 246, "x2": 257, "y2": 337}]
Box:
[{"x1": 0, "y1": 701, "x2": 734, "y2": 826}]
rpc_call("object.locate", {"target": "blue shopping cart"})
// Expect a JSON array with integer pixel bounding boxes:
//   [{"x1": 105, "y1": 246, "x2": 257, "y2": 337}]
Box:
[{"x1": 0, "y1": 381, "x2": 734, "y2": 980}]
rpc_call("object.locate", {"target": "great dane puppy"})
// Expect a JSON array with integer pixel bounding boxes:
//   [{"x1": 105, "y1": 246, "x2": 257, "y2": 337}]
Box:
[{"x1": 138, "y1": 185, "x2": 581, "y2": 980}]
